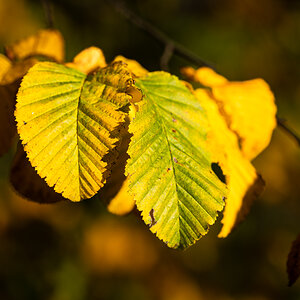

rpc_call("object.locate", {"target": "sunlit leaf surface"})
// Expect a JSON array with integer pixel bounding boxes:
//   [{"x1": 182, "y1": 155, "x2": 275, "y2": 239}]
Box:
[
  {"x1": 15, "y1": 61, "x2": 133, "y2": 201},
  {"x1": 126, "y1": 72, "x2": 226, "y2": 249}
]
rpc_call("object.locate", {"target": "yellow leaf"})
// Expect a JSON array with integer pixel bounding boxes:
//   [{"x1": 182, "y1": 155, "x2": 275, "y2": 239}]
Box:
[
  {"x1": 15, "y1": 61, "x2": 134, "y2": 201},
  {"x1": 113, "y1": 55, "x2": 148, "y2": 77},
  {"x1": 5, "y1": 29, "x2": 65, "y2": 63},
  {"x1": 0, "y1": 54, "x2": 11, "y2": 81},
  {"x1": 181, "y1": 66, "x2": 228, "y2": 86},
  {"x1": 195, "y1": 89, "x2": 265, "y2": 237},
  {"x1": 183, "y1": 67, "x2": 277, "y2": 160},
  {"x1": 66, "y1": 46, "x2": 106, "y2": 74},
  {"x1": 107, "y1": 179, "x2": 135, "y2": 216}
]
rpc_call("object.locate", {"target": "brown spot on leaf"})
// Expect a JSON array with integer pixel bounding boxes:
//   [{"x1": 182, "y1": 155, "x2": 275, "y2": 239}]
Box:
[
  {"x1": 172, "y1": 129, "x2": 176, "y2": 133},
  {"x1": 149, "y1": 209, "x2": 157, "y2": 228}
]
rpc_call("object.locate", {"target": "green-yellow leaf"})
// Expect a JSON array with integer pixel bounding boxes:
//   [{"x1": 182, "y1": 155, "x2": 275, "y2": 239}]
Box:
[
  {"x1": 126, "y1": 72, "x2": 227, "y2": 249},
  {"x1": 15, "y1": 61, "x2": 133, "y2": 201}
]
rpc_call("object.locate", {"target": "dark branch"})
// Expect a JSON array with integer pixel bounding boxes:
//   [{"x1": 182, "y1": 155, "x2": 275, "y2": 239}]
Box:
[
  {"x1": 42, "y1": 0, "x2": 54, "y2": 28},
  {"x1": 276, "y1": 116, "x2": 300, "y2": 147},
  {"x1": 160, "y1": 43, "x2": 174, "y2": 71},
  {"x1": 108, "y1": 0, "x2": 300, "y2": 147},
  {"x1": 108, "y1": 0, "x2": 212, "y2": 69}
]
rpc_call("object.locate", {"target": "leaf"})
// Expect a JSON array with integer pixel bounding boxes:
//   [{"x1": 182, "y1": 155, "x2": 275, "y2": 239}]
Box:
[
  {"x1": 113, "y1": 55, "x2": 148, "y2": 77},
  {"x1": 5, "y1": 29, "x2": 65, "y2": 63},
  {"x1": 194, "y1": 89, "x2": 265, "y2": 237},
  {"x1": 287, "y1": 234, "x2": 300, "y2": 286},
  {"x1": 182, "y1": 66, "x2": 227, "y2": 87},
  {"x1": 182, "y1": 67, "x2": 277, "y2": 160},
  {"x1": 107, "y1": 179, "x2": 135, "y2": 216},
  {"x1": 0, "y1": 54, "x2": 11, "y2": 81},
  {"x1": 15, "y1": 61, "x2": 134, "y2": 201},
  {"x1": 65, "y1": 47, "x2": 106, "y2": 74},
  {"x1": 126, "y1": 72, "x2": 227, "y2": 249},
  {"x1": 10, "y1": 143, "x2": 66, "y2": 203}
]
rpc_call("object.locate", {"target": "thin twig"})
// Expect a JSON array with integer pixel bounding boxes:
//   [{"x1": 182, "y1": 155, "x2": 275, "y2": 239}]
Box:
[
  {"x1": 108, "y1": 0, "x2": 300, "y2": 147},
  {"x1": 108, "y1": 0, "x2": 212, "y2": 69},
  {"x1": 42, "y1": 0, "x2": 54, "y2": 28},
  {"x1": 276, "y1": 117, "x2": 300, "y2": 147},
  {"x1": 160, "y1": 43, "x2": 175, "y2": 71}
]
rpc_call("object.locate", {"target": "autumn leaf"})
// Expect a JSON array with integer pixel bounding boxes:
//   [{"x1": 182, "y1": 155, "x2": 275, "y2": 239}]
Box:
[
  {"x1": 5, "y1": 29, "x2": 65, "y2": 63},
  {"x1": 287, "y1": 234, "x2": 300, "y2": 286},
  {"x1": 10, "y1": 143, "x2": 66, "y2": 203},
  {"x1": 194, "y1": 88, "x2": 265, "y2": 238},
  {"x1": 15, "y1": 61, "x2": 134, "y2": 201},
  {"x1": 65, "y1": 46, "x2": 107, "y2": 74},
  {"x1": 126, "y1": 72, "x2": 227, "y2": 249},
  {"x1": 0, "y1": 54, "x2": 11, "y2": 81},
  {"x1": 182, "y1": 67, "x2": 277, "y2": 160},
  {"x1": 107, "y1": 179, "x2": 135, "y2": 216}
]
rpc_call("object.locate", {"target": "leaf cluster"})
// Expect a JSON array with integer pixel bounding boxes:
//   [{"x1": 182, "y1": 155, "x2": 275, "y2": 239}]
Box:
[{"x1": 0, "y1": 29, "x2": 277, "y2": 250}]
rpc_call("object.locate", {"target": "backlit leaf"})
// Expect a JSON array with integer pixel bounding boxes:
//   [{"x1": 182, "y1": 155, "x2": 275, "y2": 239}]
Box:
[
  {"x1": 15, "y1": 61, "x2": 134, "y2": 201},
  {"x1": 5, "y1": 29, "x2": 65, "y2": 63},
  {"x1": 182, "y1": 67, "x2": 277, "y2": 160},
  {"x1": 126, "y1": 72, "x2": 226, "y2": 249},
  {"x1": 194, "y1": 89, "x2": 265, "y2": 237}
]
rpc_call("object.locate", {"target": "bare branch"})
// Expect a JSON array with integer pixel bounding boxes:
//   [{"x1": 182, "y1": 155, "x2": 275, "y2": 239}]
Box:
[
  {"x1": 160, "y1": 43, "x2": 174, "y2": 71},
  {"x1": 108, "y1": 0, "x2": 212, "y2": 69},
  {"x1": 277, "y1": 116, "x2": 300, "y2": 147},
  {"x1": 108, "y1": 0, "x2": 300, "y2": 147},
  {"x1": 41, "y1": 0, "x2": 54, "y2": 28}
]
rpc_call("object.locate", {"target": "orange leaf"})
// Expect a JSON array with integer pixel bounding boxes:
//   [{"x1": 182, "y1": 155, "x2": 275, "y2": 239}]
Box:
[
  {"x1": 5, "y1": 29, "x2": 65, "y2": 63},
  {"x1": 183, "y1": 67, "x2": 277, "y2": 160},
  {"x1": 195, "y1": 89, "x2": 265, "y2": 237},
  {"x1": 66, "y1": 46, "x2": 106, "y2": 74}
]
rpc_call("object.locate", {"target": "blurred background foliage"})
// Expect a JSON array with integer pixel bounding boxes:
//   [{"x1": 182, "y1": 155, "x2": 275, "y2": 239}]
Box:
[{"x1": 0, "y1": 0, "x2": 300, "y2": 299}]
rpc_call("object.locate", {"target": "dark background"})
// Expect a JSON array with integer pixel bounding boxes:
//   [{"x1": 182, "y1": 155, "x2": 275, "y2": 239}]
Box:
[{"x1": 0, "y1": 0, "x2": 300, "y2": 299}]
